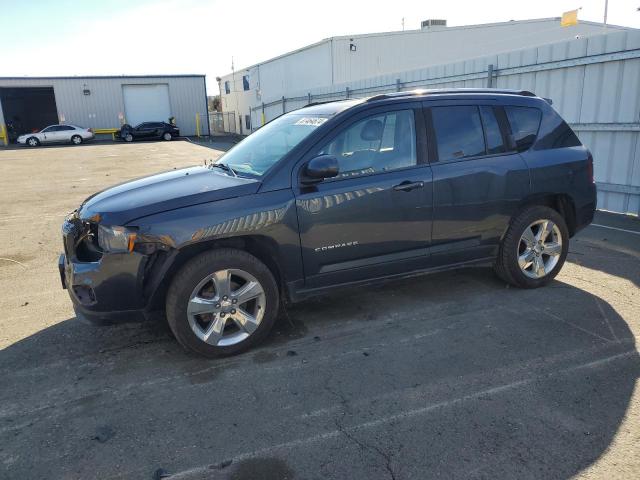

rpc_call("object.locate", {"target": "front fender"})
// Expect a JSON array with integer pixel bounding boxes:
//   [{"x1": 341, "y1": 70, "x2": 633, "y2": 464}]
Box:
[{"x1": 132, "y1": 189, "x2": 303, "y2": 295}]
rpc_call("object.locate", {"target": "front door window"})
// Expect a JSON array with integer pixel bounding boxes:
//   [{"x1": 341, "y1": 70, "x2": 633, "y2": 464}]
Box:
[{"x1": 317, "y1": 109, "x2": 417, "y2": 178}]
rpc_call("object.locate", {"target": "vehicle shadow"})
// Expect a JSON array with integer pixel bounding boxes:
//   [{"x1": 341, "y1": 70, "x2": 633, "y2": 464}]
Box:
[
  {"x1": 0, "y1": 268, "x2": 638, "y2": 479},
  {"x1": 569, "y1": 227, "x2": 640, "y2": 288}
]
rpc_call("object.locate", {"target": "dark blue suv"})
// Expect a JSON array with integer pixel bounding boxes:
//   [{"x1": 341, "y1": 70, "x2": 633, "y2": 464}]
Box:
[{"x1": 59, "y1": 89, "x2": 596, "y2": 357}]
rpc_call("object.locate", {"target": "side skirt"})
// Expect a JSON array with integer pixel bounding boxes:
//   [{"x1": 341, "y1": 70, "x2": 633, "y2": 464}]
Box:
[{"x1": 287, "y1": 256, "x2": 495, "y2": 303}]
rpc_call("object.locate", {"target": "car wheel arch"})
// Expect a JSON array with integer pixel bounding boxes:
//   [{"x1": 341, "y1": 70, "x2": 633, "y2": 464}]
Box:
[
  {"x1": 145, "y1": 234, "x2": 289, "y2": 314},
  {"x1": 506, "y1": 193, "x2": 577, "y2": 240}
]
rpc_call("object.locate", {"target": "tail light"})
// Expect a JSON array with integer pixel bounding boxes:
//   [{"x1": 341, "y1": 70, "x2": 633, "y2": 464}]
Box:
[
  {"x1": 88, "y1": 128, "x2": 93, "y2": 133},
  {"x1": 587, "y1": 152, "x2": 595, "y2": 184}
]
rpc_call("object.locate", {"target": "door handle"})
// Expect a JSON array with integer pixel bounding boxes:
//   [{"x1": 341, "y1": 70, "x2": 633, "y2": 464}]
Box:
[{"x1": 393, "y1": 180, "x2": 425, "y2": 192}]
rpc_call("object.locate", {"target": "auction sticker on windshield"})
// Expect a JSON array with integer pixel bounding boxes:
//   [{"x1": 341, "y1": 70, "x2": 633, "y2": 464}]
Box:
[{"x1": 295, "y1": 117, "x2": 328, "y2": 126}]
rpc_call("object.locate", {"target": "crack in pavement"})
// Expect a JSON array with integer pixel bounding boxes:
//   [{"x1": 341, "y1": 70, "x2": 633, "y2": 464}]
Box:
[{"x1": 325, "y1": 380, "x2": 398, "y2": 480}]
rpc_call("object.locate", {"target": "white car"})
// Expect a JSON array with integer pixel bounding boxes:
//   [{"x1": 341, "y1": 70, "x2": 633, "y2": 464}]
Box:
[{"x1": 17, "y1": 125, "x2": 95, "y2": 147}]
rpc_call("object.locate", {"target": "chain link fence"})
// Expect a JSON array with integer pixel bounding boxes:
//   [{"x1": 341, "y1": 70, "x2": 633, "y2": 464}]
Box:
[{"x1": 209, "y1": 111, "x2": 236, "y2": 135}]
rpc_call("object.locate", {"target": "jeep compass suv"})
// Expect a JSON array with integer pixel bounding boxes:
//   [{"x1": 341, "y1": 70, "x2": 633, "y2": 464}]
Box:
[{"x1": 59, "y1": 89, "x2": 596, "y2": 357}]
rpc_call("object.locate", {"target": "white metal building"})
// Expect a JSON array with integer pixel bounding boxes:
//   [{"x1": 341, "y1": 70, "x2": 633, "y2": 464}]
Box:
[
  {"x1": 0, "y1": 75, "x2": 208, "y2": 143},
  {"x1": 219, "y1": 18, "x2": 630, "y2": 134},
  {"x1": 218, "y1": 18, "x2": 640, "y2": 216}
]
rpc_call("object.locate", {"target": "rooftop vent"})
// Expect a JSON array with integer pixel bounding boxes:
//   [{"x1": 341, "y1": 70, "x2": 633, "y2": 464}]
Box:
[{"x1": 421, "y1": 19, "x2": 447, "y2": 29}]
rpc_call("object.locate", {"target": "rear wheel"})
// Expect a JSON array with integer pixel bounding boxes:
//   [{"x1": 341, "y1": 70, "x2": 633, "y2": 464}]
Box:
[
  {"x1": 494, "y1": 205, "x2": 569, "y2": 288},
  {"x1": 166, "y1": 249, "x2": 279, "y2": 357},
  {"x1": 71, "y1": 135, "x2": 82, "y2": 145},
  {"x1": 26, "y1": 137, "x2": 39, "y2": 147}
]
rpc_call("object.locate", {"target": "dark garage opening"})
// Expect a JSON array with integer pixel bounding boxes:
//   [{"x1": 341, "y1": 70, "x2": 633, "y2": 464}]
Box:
[{"x1": 0, "y1": 87, "x2": 58, "y2": 142}]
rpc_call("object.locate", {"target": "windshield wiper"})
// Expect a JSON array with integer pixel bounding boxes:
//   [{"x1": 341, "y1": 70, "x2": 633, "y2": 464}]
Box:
[{"x1": 210, "y1": 162, "x2": 238, "y2": 177}]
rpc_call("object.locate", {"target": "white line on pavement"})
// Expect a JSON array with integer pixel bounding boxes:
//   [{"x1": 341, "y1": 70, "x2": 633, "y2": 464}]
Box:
[{"x1": 591, "y1": 224, "x2": 640, "y2": 235}]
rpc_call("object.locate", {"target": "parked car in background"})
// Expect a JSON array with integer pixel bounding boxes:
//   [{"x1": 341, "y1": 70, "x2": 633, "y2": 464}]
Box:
[
  {"x1": 18, "y1": 125, "x2": 94, "y2": 147},
  {"x1": 60, "y1": 89, "x2": 596, "y2": 358},
  {"x1": 117, "y1": 122, "x2": 179, "y2": 142}
]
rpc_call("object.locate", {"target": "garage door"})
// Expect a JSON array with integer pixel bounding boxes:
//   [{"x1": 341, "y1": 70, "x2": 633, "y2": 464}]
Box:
[{"x1": 122, "y1": 84, "x2": 170, "y2": 126}]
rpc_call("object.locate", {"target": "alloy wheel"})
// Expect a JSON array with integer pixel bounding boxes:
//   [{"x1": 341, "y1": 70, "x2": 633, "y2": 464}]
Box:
[
  {"x1": 187, "y1": 269, "x2": 266, "y2": 346},
  {"x1": 517, "y1": 219, "x2": 563, "y2": 279}
]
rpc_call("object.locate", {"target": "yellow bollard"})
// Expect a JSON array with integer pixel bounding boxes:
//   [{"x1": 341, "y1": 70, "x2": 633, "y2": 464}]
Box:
[
  {"x1": 0, "y1": 124, "x2": 7, "y2": 146},
  {"x1": 195, "y1": 113, "x2": 201, "y2": 138}
]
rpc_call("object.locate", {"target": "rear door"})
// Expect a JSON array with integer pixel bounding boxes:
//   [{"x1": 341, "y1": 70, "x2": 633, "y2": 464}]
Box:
[
  {"x1": 56, "y1": 125, "x2": 75, "y2": 142},
  {"x1": 424, "y1": 100, "x2": 530, "y2": 264},
  {"x1": 294, "y1": 104, "x2": 433, "y2": 289}
]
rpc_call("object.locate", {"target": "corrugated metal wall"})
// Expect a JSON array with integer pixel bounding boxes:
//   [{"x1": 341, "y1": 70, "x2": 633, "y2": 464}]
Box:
[
  {"x1": 0, "y1": 75, "x2": 208, "y2": 137},
  {"x1": 330, "y1": 20, "x2": 627, "y2": 86},
  {"x1": 253, "y1": 29, "x2": 640, "y2": 215}
]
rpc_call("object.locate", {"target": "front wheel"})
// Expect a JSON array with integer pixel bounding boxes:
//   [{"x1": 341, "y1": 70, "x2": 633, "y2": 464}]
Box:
[
  {"x1": 166, "y1": 249, "x2": 279, "y2": 357},
  {"x1": 494, "y1": 205, "x2": 569, "y2": 288},
  {"x1": 162, "y1": 132, "x2": 172, "y2": 141},
  {"x1": 124, "y1": 133, "x2": 133, "y2": 142},
  {"x1": 26, "y1": 137, "x2": 40, "y2": 147}
]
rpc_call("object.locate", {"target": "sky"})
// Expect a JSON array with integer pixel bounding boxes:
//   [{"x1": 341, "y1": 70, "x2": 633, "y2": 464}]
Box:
[{"x1": 1, "y1": 0, "x2": 639, "y2": 94}]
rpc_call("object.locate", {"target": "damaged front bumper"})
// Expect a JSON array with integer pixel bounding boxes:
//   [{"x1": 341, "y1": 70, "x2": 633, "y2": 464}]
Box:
[{"x1": 59, "y1": 216, "x2": 148, "y2": 325}]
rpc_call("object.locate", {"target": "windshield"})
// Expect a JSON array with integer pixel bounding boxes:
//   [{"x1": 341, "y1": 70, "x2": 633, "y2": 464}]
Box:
[{"x1": 216, "y1": 113, "x2": 329, "y2": 176}]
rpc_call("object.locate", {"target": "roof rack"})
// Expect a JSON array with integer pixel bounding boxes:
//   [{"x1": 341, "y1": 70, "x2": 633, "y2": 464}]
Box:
[{"x1": 366, "y1": 88, "x2": 537, "y2": 102}]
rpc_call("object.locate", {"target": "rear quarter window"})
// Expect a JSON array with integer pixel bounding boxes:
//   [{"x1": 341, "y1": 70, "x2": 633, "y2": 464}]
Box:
[
  {"x1": 505, "y1": 106, "x2": 541, "y2": 152},
  {"x1": 538, "y1": 117, "x2": 582, "y2": 149}
]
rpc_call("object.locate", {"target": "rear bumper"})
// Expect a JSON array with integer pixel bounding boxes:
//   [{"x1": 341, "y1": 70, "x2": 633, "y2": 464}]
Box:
[
  {"x1": 574, "y1": 183, "x2": 597, "y2": 234},
  {"x1": 59, "y1": 252, "x2": 147, "y2": 326}
]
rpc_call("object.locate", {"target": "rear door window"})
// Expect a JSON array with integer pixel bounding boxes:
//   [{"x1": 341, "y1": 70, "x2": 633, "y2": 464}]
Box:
[
  {"x1": 479, "y1": 106, "x2": 506, "y2": 155},
  {"x1": 431, "y1": 106, "x2": 486, "y2": 161},
  {"x1": 505, "y1": 106, "x2": 541, "y2": 152}
]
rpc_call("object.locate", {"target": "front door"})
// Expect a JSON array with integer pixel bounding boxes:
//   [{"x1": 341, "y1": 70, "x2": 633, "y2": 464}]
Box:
[
  {"x1": 424, "y1": 101, "x2": 531, "y2": 264},
  {"x1": 40, "y1": 125, "x2": 57, "y2": 143},
  {"x1": 294, "y1": 105, "x2": 433, "y2": 289}
]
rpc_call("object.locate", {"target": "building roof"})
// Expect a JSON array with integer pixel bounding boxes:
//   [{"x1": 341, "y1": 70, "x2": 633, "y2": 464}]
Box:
[{"x1": 0, "y1": 74, "x2": 205, "y2": 81}]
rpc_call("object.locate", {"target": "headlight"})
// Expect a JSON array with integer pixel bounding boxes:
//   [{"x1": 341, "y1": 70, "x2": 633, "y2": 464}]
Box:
[{"x1": 97, "y1": 225, "x2": 137, "y2": 253}]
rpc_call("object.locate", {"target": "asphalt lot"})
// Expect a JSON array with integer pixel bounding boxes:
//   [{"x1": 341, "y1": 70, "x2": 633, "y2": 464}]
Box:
[{"x1": 0, "y1": 141, "x2": 638, "y2": 480}]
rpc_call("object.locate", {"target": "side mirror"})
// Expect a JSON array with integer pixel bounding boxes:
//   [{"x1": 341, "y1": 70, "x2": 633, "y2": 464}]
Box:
[{"x1": 302, "y1": 155, "x2": 339, "y2": 184}]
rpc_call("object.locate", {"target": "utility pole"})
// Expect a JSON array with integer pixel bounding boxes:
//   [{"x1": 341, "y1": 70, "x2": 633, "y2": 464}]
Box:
[
  {"x1": 603, "y1": 0, "x2": 609, "y2": 29},
  {"x1": 402, "y1": 17, "x2": 405, "y2": 31},
  {"x1": 231, "y1": 56, "x2": 241, "y2": 134}
]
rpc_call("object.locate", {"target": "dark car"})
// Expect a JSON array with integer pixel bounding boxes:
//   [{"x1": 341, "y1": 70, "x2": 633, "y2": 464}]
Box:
[
  {"x1": 59, "y1": 89, "x2": 596, "y2": 357},
  {"x1": 117, "y1": 121, "x2": 179, "y2": 142}
]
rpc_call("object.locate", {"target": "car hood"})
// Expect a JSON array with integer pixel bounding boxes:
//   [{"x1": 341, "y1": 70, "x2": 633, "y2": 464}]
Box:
[{"x1": 78, "y1": 166, "x2": 260, "y2": 225}]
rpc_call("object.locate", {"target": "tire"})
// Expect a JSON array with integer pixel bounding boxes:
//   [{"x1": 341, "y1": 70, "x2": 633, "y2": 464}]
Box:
[
  {"x1": 71, "y1": 135, "x2": 83, "y2": 145},
  {"x1": 166, "y1": 248, "x2": 279, "y2": 357},
  {"x1": 125, "y1": 134, "x2": 133, "y2": 142},
  {"x1": 494, "y1": 205, "x2": 569, "y2": 288},
  {"x1": 163, "y1": 132, "x2": 172, "y2": 141},
  {"x1": 26, "y1": 137, "x2": 40, "y2": 147}
]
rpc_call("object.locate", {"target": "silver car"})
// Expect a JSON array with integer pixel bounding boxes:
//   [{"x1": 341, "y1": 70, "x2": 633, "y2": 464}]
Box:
[{"x1": 17, "y1": 124, "x2": 95, "y2": 147}]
